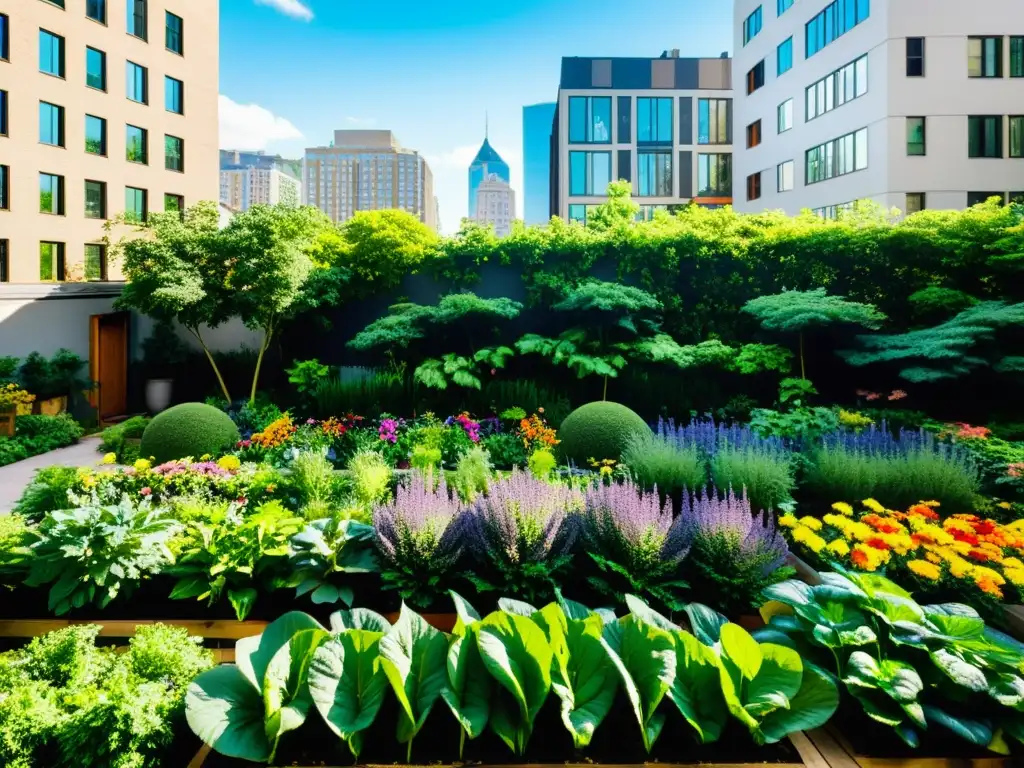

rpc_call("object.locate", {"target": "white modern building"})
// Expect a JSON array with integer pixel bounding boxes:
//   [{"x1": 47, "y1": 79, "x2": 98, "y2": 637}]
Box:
[
  {"x1": 550, "y1": 51, "x2": 735, "y2": 223},
  {"x1": 732, "y1": 0, "x2": 1024, "y2": 217},
  {"x1": 220, "y1": 167, "x2": 301, "y2": 211},
  {"x1": 473, "y1": 174, "x2": 516, "y2": 237}
]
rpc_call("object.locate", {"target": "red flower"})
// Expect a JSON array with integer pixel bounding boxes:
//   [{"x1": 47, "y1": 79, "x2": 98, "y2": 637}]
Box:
[
  {"x1": 974, "y1": 520, "x2": 996, "y2": 536},
  {"x1": 908, "y1": 504, "x2": 939, "y2": 520},
  {"x1": 950, "y1": 529, "x2": 979, "y2": 546},
  {"x1": 968, "y1": 548, "x2": 994, "y2": 562},
  {"x1": 851, "y1": 548, "x2": 871, "y2": 568},
  {"x1": 866, "y1": 537, "x2": 891, "y2": 551}
]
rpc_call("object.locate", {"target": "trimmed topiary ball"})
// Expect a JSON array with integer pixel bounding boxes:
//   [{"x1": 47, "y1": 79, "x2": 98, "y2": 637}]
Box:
[
  {"x1": 139, "y1": 402, "x2": 240, "y2": 464},
  {"x1": 558, "y1": 401, "x2": 651, "y2": 466}
]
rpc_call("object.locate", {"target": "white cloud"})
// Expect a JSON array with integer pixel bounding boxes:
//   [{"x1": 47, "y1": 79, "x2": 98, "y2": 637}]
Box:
[
  {"x1": 254, "y1": 0, "x2": 314, "y2": 21},
  {"x1": 219, "y1": 94, "x2": 304, "y2": 151},
  {"x1": 426, "y1": 142, "x2": 523, "y2": 235}
]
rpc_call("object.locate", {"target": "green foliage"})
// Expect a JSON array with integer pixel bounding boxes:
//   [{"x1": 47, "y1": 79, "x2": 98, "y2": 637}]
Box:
[
  {"x1": 288, "y1": 518, "x2": 378, "y2": 607},
  {"x1": 311, "y1": 368, "x2": 413, "y2": 420},
  {"x1": 290, "y1": 451, "x2": 340, "y2": 517},
  {"x1": 98, "y1": 416, "x2": 151, "y2": 464},
  {"x1": 139, "y1": 402, "x2": 241, "y2": 463},
  {"x1": 0, "y1": 514, "x2": 33, "y2": 575},
  {"x1": 482, "y1": 432, "x2": 528, "y2": 469},
  {"x1": 730, "y1": 343, "x2": 794, "y2": 375},
  {"x1": 12, "y1": 466, "x2": 80, "y2": 523},
  {"x1": 286, "y1": 359, "x2": 330, "y2": 401},
  {"x1": 0, "y1": 415, "x2": 84, "y2": 468},
  {"x1": 622, "y1": 432, "x2": 706, "y2": 497},
  {"x1": 584, "y1": 180, "x2": 640, "y2": 231},
  {"x1": 16, "y1": 349, "x2": 90, "y2": 401},
  {"x1": 527, "y1": 448, "x2": 558, "y2": 480},
  {"x1": 558, "y1": 401, "x2": 651, "y2": 465},
  {"x1": 483, "y1": 379, "x2": 572, "y2": 427},
  {"x1": 347, "y1": 450, "x2": 392, "y2": 507},
  {"x1": 710, "y1": 446, "x2": 796, "y2": 513},
  {"x1": 908, "y1": 287, "x2": 979, "y2": 323},
  {"x1": 749, "y1": 407, "x2": 840, "y2": 441},
  {"x1": 843, "y1": 301, "x2": 1024, "y2": 382},
  {"x1": 414, "y1": 347, "x2": 514, "y2": 391},
  {"x1": 452, "y1": 446, "x2": 493, "y2": 501},
  {"x1": 743, "y1": 288, "x2": 887, "y2": 334}
]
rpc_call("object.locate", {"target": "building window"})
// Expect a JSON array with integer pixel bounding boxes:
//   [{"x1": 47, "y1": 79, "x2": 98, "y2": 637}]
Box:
[
  {"x1": 1010, "y1": 116, "x2": 1024, "y2": 158},
  {"x1": 746, "y1": 172, "x2": 762, "y2": 201},
  {"x1": 746, "y1": 119, "x2": 762, "y2": 148},
  {"x1": 85, "y1": 244, "x2": 107, "y2": 281},
  {"x1": 126, "y1": 61, "x2": 148, "y2": 103},
  {"x1": 165, "y1": 76, "x2": 184, "y2": 114},
  {"x1": 805, "y1": 127, "x2": 868, "y2": 184},
  {"x1": 806, "y1": 0, "x2": 870, "y2": 58},
  {"x1": 125, "y1": 186, "x2": 147, "y2": 222},
  {"x1": 164, "y1": 193, "x2": 184, "y2": 214},
  {"x1": 968, "y1": 37, "x2": 1002, "y2": 77},
  {"x1": 777, "y1": 99, "x2": 793, "y2": 133},
  {"x1": 85, "y1": 114, "x2": 106, "y2": 155},
  {"x1": 697, "y1": 153, "x2": 732, "y2": 196},
  {"x1": 746, "y1": 60, "x2": 765, "y2": 94},
  {"x1": 39, "y1": 242, "x2": 65, "y2": 282},
  {"x1": 39, "y1": 102, "x2": 65, "y2": 146},
  {"x1": 1012, "y1": 37, "x2": 1024, "y2": 77},
  {"x1": 905, "y1": 193, "x2": 925, "y2": 214},
  {"x1": 39, "y1": 172, "x2": 64, "y2": 215},
  {"x1": 777, "y1": 160, "x2": 794, "y2": 192},
  {"x1": 967, "y1": 191, "x2": 1004, "y2": 206},
  {"x1": 568, "y1": 151, "x2": 612, "y2": 195},
  {"x1": 0, "y1": 90, "x2": 6, "y2": 136},
  {"x1": 968, "y1": 116, "x2": 1003, "y2": 158},
  {"x1": 778, "y1": 0, "x2": 793, "y2": 15},
  {"x1": 84, "y1": 180, "x2": 106, "y2": 219},
  {"x1": 0, "y1": 164, "x2": 8, "y2": 209},
  {"x1": 906, "y1": 117, "x2": 926, "y2": 155},
  {"x1": 806, "y1": 54, "x2": 868, "y2": 120},
  {"x1": 568, "y1": 204, "x2": 587, "y2": 223},
  {"x1": 126, "y1": 124, "x2": 148, "y2": 164},
  {"x1": 906, "y1": 37, "x2": 924, "y2": 76},
  {"x1": 568, "y1": 96, "x2": 612, "y2": 143},
  {"x1": 86, "y1": 46, "x2": 106, "y2": 90},
  {"x1": 698, "y1": 98, "x2": 730, "y2": 144},
  {"x1": 637, "y1": 151, "x2": 672, "y2": 196},
  {"x1": 743, "y1": 6, "x2": 763, "y2": 45},
  {"x1": 778, "y1": 37, "x2": 793, "y2": 75},
  {"x1": 87, "y1": 0, "x2": 106, "y2": 23},
  {"x1": 165, "y1": 134, "x2": 184, "y2": 172},
  {"x1": 0, "y1": 240, "x2": 7, "y2": 283},
  {"x1": 39, "y1": 29, "x2": 65, "y2": 78},
  {"x1": 637, "y1": 97, "x2": 673, "y2": 143},
  {"x1": 0, "y1": 14, "x2": 8, "y2": 61},
  {"x1": 165, "y1": 11, "x2": 183, "y2": 54},
  {"x1": 127, "y1": 0, "x2": 147, "y2": 40}
]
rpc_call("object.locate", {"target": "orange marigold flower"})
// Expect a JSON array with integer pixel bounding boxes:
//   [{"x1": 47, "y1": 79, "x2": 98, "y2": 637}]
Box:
[
  {"x1": 866, "y1": 537, "x2": 892, "y2": 551},
  {"x1": 976, "y1": 576, "x2": 1004, "y2": 599},
  {"x1": 908, "y1": 504, "x2": 940, "y2": 521},
  {"x1": 850, "y1": 546, "x2": 872, "y2": 569}
]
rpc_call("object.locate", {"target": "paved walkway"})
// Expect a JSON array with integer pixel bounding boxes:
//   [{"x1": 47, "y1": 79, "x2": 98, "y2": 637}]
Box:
[{"x1": 0, "y1": 437, "x2": 105, "y2": 513}]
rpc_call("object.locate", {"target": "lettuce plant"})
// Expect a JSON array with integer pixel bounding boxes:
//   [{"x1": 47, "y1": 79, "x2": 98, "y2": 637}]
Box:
[{"x1": 287, "y1": 517, "x2": 378, "y2": 606}]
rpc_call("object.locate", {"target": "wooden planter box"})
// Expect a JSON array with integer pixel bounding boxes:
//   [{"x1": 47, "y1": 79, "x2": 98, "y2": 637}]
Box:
[
  {"x1": 0, "y1": 409, "x2": 14, "y2": 438},
  {"x1": 32, "y1": 395, "x2": 68, "y2": 416},
  {"x1": 803, "y1": 724, "x2": 1016, "y2": 768}
]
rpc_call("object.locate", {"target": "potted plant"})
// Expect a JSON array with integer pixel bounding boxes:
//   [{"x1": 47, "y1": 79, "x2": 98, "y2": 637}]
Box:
[
  {"x1": 0, "y1": 383, "x2": 34, "y2": 438},
  {"x1": 141, "y1": 322, "x2": 188, "y2": 413},
  {"x1": 18, "y1": 350, "x2": 90, "y2": 415}
]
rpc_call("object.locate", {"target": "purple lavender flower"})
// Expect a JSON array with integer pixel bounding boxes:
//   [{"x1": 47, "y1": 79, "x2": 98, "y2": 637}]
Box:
[
  {"x1": 469, "y1": 470, "x2": 581, "y2": 567},
  {"x1": 677, "y1": 488, "x2": 788, "y2": 575},
  {"x1": 373, "y1": 473, "x2": 469, "y2": 568},
  {"x1": 820, "y1": 423, "x2": 939, "y2": 456},
  {"x1": 658, "y1": 416, "x2": 789, "y2": 456},
  {"x1": 584, "y1": 480, "x2": 691, "y2": 573}
]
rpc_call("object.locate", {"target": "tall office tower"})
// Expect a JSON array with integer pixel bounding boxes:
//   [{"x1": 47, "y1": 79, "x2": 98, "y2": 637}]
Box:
[
  {"x1": 732, "y1": 0, "x2": 1024, "y2": 217},
  {"x1": 522, "y1": 102, "x2": 556, "y2": 225},
  {"x1": 219, "y1": 150, "x2": 300, "y2": 179},
  {"x1": 220, "y1": 166, "x2": 301, "y2": 211},
  {"x1": 550, "y1": 51, "x2": 735, "y2": 224},
  {"x1": 303, "y1": 130, "x2": 437, "y2": 229},
  {"x1": 468, "y1": 131, "x2": 510, "y2": 220},
  {"x1": 0, "y1": 0, "x2": 219, "y2": 282},
  {"x1": 473, "y1": 173, "x2": 516, "y2": 237}
]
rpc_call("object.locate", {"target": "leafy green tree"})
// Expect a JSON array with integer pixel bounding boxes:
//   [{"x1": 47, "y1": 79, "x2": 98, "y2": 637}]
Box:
[
  {"x1": 742, "y1": 288, "x2": 886, "y2": 379},
  {"x1": 348, "y1": 293, "x2": 522, "y2": 390},
  {"x1": 109, "y1": 201, "x2": 235, "y2": 401},
  {"x1": 843, "y1": 301, "x2": 1024, "y2": 382},
  {"x1": 585, "y1": 180, "x2": 640, "y2": 231}
]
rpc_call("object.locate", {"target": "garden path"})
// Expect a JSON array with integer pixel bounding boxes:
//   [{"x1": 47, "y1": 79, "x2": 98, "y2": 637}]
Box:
[{"x1": 0, "y1": 437, "x2": 105, "y2": 513}]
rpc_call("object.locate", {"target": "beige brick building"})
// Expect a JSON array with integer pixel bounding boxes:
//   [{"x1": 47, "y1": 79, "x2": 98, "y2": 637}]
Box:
[{"x1": 0, "y1": 0, "x2": 219, "y2": 283}]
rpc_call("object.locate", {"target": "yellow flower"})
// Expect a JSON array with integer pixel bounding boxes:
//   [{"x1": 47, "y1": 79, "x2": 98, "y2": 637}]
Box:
[
  {"x1": 948, "y1": 558, "x2": 973, "y2": 579},
  {"x1": 217, "y1": 455, "x2": 241, "y2": 472},
  {"x1": 792, "y1": 525, "x2": 827, "y2": 554},
  {"x1": 973, "y1": 565, "x2": 1005, "y2": 587},
  {"x1": 921, "y1": 500, "x2": 941, "y2": 508},
  {"x1": 997, "y1": 502, "x2": 1012, "y2": 510},
  {"x1": 1002, "y1": 557, "x2": 1024, "y2": 570},
  {"x1": 907, "y1": 560, "x2": 941, "y2": 581},
  {"x1": 826, "y1": 539, "x2": 850, "y2": 557},
  {"x1": 851, "y1": 543, "x2": 889, "y2": 571},
  {"x1": 133, "y1": 458, "x2": 151, "y2": 472},
  {"x1": 101, "y1": 452, "x2": 117, "y2": 465},
  {"x1": 778, "y1": 513, "x2": 799, "y2": 529},
  {"x1": 799, "y1": 516, "x2": 823, "y2": 531},
  {"x1": 862, "y1": 498, "x2": 885, "y2": 514},
  {"x1": 831, "y1": 502, "x2": 855, "y2": 516},
  {"x1": 1004, "y1": 568, "x2": 1024, "y2": 587}
]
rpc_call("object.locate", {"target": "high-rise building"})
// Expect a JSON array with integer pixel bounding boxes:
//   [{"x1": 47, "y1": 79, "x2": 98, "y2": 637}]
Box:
[
  {"x1": 468, "y1": 133, "x2": 510, "y2": 220},
  {"x1": 220, "y1": 149, "x2": 301, "y2": 179},
  {"x1": 473, "y1": 174, "x2": 516, "y2": 237},
  {"x1": 303, "y1": 130, "x2": 437, "y2": 229},
  {"x1": 550, "y1": 52, "x2": 735, "y2": 223},
  {"x1": 220, "y1": 166, "x2": 301, "y2": 211},
  {"x1": 0, "y1": 0, "x2": 219, "y2": 282},
  {"x1": 522, "y1": 103, "x2": 556, "y2": 225},
  {"x1": 732, "y1": 0, "x2": 1024, "y2": 217}
]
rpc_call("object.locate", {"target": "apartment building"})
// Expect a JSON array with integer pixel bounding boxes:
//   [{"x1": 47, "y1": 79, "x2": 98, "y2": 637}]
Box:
[
  {"x1": 220, "y1": 166, "x2": 301, "y2": 211},
  {"x1": 303, "y1": 130, "x2": 438, "y2": 229},
  {"x1": 0, "y1": 0, "x2": 219, "y2": 283},
  {"x1": 549, "y1": 51, "x2": 735, "y2": 223},
  {"x1": 732, "y1": 0, "x2": 1024, "y2": 217}
]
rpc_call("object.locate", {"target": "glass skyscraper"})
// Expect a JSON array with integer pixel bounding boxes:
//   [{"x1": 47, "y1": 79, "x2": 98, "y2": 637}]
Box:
[
  {"x1": 522, "y1": 103, "x2": 556, "y2": 225},
  {"x1": 468, "y1": 137, "x2": 510, "y2": 220}
]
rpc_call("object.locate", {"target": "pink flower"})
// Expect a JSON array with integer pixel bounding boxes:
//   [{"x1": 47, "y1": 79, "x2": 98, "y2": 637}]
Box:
[
  {"x1": 888, "y1": 389, "x2": 908, "y2": 401},
  {"x1": 490, "y1": 368, "x2": 497, "y2": 375},
  {"x1": 140, "y1": 487, "x2": 152, "y2": 496},
  {"x1": 306, "y1": 418, "x2": 316, "y2": 425},
  {"x1": 865, "y1": 393, "x2": 880, "y2": 401},
  {"x1": 855, "y1": 389, "x2": 870, "y2": 397}
]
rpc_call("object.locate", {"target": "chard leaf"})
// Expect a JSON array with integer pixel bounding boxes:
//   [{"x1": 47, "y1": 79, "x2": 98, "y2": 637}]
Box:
[{"x1": 186, "y1": 665, "x2": 271, "y2": 762}]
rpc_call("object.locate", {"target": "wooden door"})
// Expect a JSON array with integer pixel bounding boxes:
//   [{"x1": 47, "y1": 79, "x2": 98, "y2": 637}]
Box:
[{"x1": 89, "y1": 312, "x2": 129, "y2": 422}]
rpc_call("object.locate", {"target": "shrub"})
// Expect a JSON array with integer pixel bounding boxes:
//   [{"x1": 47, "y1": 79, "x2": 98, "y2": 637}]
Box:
[
  {"x1": 139, "y1": 402, "x2": 240, "y2": 464},
  {"x1": 557, "y1": 401, "x2": 650, "y2": 466},
  {"x1": 347, "y1": 449, "x2": 392, "y2": 507},
  {"x1": 873, "y1": 448, "x2": 980, "y2": 512},
  {"x1": 98, "y1": 416, "x2": 150, "y2": 464},
  {"x1": 481, "y1": 432, "x2": 527, "y2": 468},
  {"x1": 290, "y1": 450, "x2": 339, "y2": 519},
  {"x1": 622, "y1": 431, "x2": 706, "y2": 497},
  {"x1": 452, "y1": 446, "x2": 492, "y2": 501},
  {"x1": 13, "y1": 466, "x2": 80, "y2": 523},
  {"x1": 527, "y1": 448, "x2": 557, "y2": 480},
  {"x1": 0, "y1": 415, "x2": 83, "y2": 468},
  {"x1": 803, "y1": 445, "x2": 879, "y2": 504},
  {"x1": 709, "y1": 445, "x2": 795, "y2": 513}
]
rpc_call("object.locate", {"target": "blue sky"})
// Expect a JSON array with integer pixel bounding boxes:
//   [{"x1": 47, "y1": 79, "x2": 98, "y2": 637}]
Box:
[{"x1": 219, "y1": 0, "x2": 734, "y2": 233}]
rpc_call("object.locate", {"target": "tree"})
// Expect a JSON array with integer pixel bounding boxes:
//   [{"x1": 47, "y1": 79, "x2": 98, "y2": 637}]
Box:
[
  {"x1": 842, "y1": 301, "x2": 1024, "y2": 382},
  {"x1": 110, "y1": 201, "x2": 235, "y2": 401},
  {"x1": 220, "y1": 205, "x2": 338, "y2": 404},
  {"x1": 348, "y1": 293, "x2": 522, "y2": 390},
  {"x1": 741, "y1": 288, "x2": 886, "y2": 379},
  {"x1": 585, "y1": 180, "x2": 640, "y2": 231}
]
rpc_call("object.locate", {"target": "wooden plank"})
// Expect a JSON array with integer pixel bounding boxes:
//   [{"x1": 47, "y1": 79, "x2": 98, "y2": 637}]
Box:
[
  {"x1": 1002, "y1": 605, "x2": 1024, "y2": 642},
  {"x1": 0, "y1": 618, "x2": 268, "y2": 640},
  {"x1": 855, "y1": 759, "x2": 1013, "y2": 768},
  {"x1": 804, "y1": 727, "x2": 860, "y2": 768},
  {"x1": 788, "y1": 553, "x2": 823, "y2": 586},
  {"x1": 186, "y1": 744, "x2": 212, "y2": 768},
  {"x1": 790, "y1": 730, "x2": 838, "y2": 768}
]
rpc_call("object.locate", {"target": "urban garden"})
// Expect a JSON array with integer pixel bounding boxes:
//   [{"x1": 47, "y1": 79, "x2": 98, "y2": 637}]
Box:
[{"x1": 2, "y1": 186, "x2": 1024, "y2": 767}]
